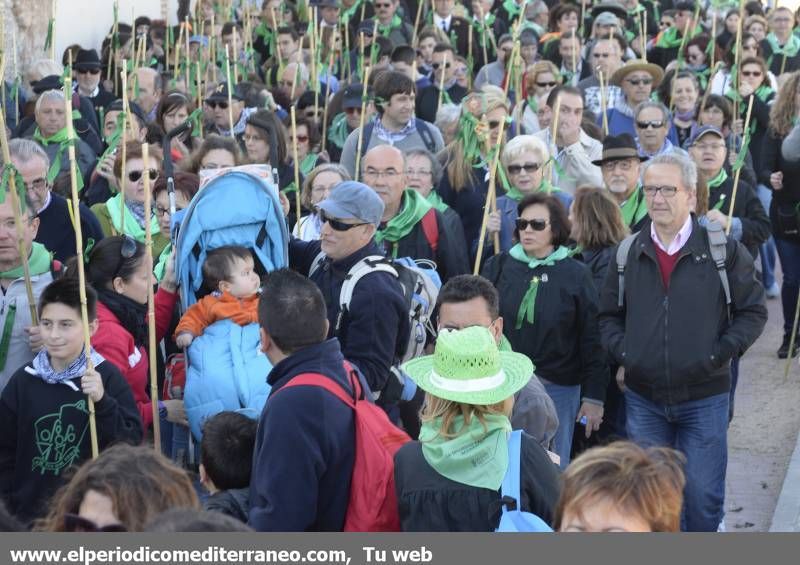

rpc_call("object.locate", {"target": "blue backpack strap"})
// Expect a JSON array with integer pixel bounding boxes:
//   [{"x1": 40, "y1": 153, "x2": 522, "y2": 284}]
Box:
[
  {"x1": 500, "y1": 430, "x2": 523, "y2": 506},
  {"x1": 359, "y1": 121, "x2": 376, "y2": 158}
]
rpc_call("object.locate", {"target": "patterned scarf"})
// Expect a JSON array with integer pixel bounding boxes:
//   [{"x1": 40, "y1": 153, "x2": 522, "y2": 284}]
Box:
[
  {"x1": 373, "y1": 116, "x2": 417, "y2": 144},
  {"x1": 31, "y1": 347, "x2": 105, "y2": 385}
]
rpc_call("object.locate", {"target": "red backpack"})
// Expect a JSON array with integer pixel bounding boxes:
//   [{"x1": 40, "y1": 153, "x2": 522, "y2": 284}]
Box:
[{"x1": 281, "y1": 363, "x2": 411, "y2": 531}]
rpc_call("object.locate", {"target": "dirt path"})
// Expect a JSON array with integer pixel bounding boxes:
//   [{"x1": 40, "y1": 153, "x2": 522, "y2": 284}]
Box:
[{"x1": 726, "y1": 294, "x2": 800, "y2": 531}]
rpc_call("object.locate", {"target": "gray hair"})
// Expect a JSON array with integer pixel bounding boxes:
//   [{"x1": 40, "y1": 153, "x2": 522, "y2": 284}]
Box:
[
  {"x1": 641, "y1": 152, "x2": 698, "y2": 193},
  {"x1": 434, "y1": 103, "x2": 460, "y2": 132},
  {"x1": 8, "y1": 138, "x2": 50, "y2": 171},
  {"x1": 501, "y1": 134, "x2": 550, "y2": 168},
  {"x1": 283, "y1": 62, "x2": 310, "y2": 84},
  {"x1": 405, "y1": 148, "x2": 443, "y2": 185},
  {"x1": 633, "y1": 100, "x2": 671, "y2": 123},
  {"x1": 34, "y1": 89, "x2": 66, "y2": 114}
]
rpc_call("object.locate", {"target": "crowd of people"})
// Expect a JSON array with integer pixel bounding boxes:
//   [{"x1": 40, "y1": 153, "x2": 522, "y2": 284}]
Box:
[{"x1": 2, "y1": 0, "x2": 800, "y2": 533}]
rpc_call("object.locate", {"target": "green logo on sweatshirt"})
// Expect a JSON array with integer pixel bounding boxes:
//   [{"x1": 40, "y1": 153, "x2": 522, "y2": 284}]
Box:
[{"x1": 32, "y1": 400, "x2": 89, "y2": 476}]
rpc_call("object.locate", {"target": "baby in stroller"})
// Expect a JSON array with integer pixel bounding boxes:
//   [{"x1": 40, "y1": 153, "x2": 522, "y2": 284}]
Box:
[{"x1": 174, "y1": 246, "x2": 261, "y2": 348}]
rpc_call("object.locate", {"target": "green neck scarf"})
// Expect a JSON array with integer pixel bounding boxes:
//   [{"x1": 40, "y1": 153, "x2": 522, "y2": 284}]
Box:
[
  {"x1": 0, "y1": 242, "x2": 52, "y2": 280},
  {"x1": 340, "y1": 0, "x2": 365, "y2": 23},
  {"x1": 425, "y1": 190, "x2": 449, "y2": 213},
  {"x1": 104, "y1": 193, "x2": 160, "y2": 243},
  {"x1": 154, "y1": 242, "x2": 171, "y2": 282},
  {"x1": 504, "y1": 178, "x2": 554, "y2": 203},
  {"x1": 502, "y1": 0, "x2": 523, "y2": 18},
  {"x1": 656, "y1": 25, "x2": 700, "y2": 49},
  {"x1": 328, "y1": 113, "x2": 350, "y2": 149},
  {"x1": 420, "y1": 413, "x2": 512, "y2": 490},
  {"x1": 504, "y1": 184, "x2": 526, "y2": 202},
  {"x1": 707, "y1": 168, "x2": 729, "y2": 211},
  {"x1": 300, "y1": 153, "x2": 318, "y2": 177},
  {"x1": 374, "y1": 190, "x2": 432, "y2": 255},
  {"x1": 509, "y1": 244, "x2": 572, "y2": 329},
  {"x1": 620, "y1": 185, "x2": 648, "y2": 228},
  {"x1": 767, "y1": 32, "x2": 800, "y2": 58},
  {"x1": 32, "y1": 127, "x2": 71, "y2": 184},
  {"x1": 379, "y1": 14, "x2": 403, "y2": 36}
]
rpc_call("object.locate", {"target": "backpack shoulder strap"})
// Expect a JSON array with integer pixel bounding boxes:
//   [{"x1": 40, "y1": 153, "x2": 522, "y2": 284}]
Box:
[
  {"x1": 280, "y1": 361, "x2": 361, "y2": 407},
  {"x1": 359, "y1": 121, "x2": 376, "y2": 158},
  {"x1": 500, "y1": 430, "x2": 523, "y2": 507},
  {"x1": 308, "y1": 251, "x2": 327, "y2": 278},
  {"x1": 336, "y1": 255, "x2": 398, "y2": 332},
  {"x1": 420, "y1": 208, "x2": 439, "y2": 253},
  {"x1": 615, "y1": 231, "x2": 640, "y2": 309},
  {"x1": 415, "y1": 119, "x2": 438, "y2": 153},
  {"x1": 705, "y1": 221, "x2": 731, "y2": 307}
]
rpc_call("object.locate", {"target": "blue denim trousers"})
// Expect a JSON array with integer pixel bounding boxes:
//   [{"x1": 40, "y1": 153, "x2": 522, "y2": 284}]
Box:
[
  {"x1": 775, "y1": 237, "x2": 800, "y2": 335},
  {"x1": 625, "y1": 389, "x2": 729, "y2": 532},
  {"x1": 541, "y1": 380, "x2": 581, "y2": 470},
  {"x1": 756, "y1": 185, "x2": 777, "y2": 289}
]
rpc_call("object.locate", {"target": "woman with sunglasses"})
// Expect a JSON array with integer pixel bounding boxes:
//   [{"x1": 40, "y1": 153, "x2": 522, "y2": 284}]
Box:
[
  {"x1": 481, "y1": 193, "x2": 607, "y2": 469},
  {"x1": 293, "y1": 164, "x2": 351, "y2": 241},
  {"x1": 90, "y1": 141, "x2": 170, "y2": 259},
  {"x1": 156, "y1": 90, "x2": 200, "y2": 162},
  {"x1": 39, "y1": 444, "x2": 199, "y2": 532},
  {"x1": 487, "y1": 135, "x2": 571, "y2": 253},
  {"x1": 519, "y1": 61, "x2": 562, "y2": 135},
  {"x1": 709, "y1": 33, "x2": 778, "y2": 96},
  {"x1": 682, "y1": 35, "x2": 720, "y2": 93},
  {"x1": 85, "y1": 236, "x2": 186, "y2": 434}
]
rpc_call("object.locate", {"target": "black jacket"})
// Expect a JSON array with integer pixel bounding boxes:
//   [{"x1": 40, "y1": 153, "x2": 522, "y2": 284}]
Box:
[
  {"x1": 481, "y1": 254, "x2": 608, "y2": 402},
  {"x1": 394, "y1": 433, "x2": 561, "y2": 531},
  {"x1": 707, "y1": 174, "x2": 770, "y2": 258},
  {"x1": 759, "y1": 39, "x2": 800, "y2": 76},
  {"x1": 598, "y1": 218, "x2": 768, "y2": 405},
  {"x1": 249, "y1": 339, "x2": 355, "y2": 531},
  {"x1": 761, "y1": 127, "x2": 800, "y2": 244},
  {"x1": 580, "y1": 246, "x2": 614, "y2": 296},
  {"x1": 415, "y1": 83, "x2": 467, "y2": 123},
  {"x1": 204, "y1": 488, "x2": 250, "y2": 523},
  {"x1": 378, "y1": 207, "x2": 469, "y2": 283},
  {"x1": 290, "y1": 240, "x2": 409, "y2": 396},
  {"x1": 36, "y1": 193, "x2": 104, "y2": 263},
  {"x1": 0, "y1": 359, "x2": 142, "y2": 525}
]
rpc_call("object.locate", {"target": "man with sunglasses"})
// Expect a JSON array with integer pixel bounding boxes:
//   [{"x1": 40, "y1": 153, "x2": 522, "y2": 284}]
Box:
[
  {"x1": 288, "y1": 181, "x2": 411, "y2": 407},
  {"x1": 633, "y1": 101, "x2": 686, "y2": 159},
  {"x1": 205, "y1": 82, "x2": 257, "y2": 140},
  {"x1": 364, "y1": 0, "x2": 414, "y2": 48},
  {"x1": 603, "y1": 59, "x2": 666, "y2": 141},
  {"x1": 416, "y1": 44, "x2": 468, "y2": 123},
  {"x1": 578, "y1": 35, "x2": 624, "y2": 119},
  {"x1": 598, "y1": 152, "x2": 767, "y2": 531},
  {"x1": 71, "y1": 49, "x2": 115, "y2": 129}
]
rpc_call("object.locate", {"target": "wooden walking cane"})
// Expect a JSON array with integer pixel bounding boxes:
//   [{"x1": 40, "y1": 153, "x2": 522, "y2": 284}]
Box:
[
  {"x1": 50, "y1": 0, "x2": 57, "y2": 61},
  {"x1": 120, "y1": 64, "x2": 130, "y2": 233},
  {"x1": 732, "y1": 6, "x2": 744, "y2": 120},
  {"x1": 547, "y1": 96, "x2": 563, "y2": 186},
  {"x1": 436, "y1": 51, "x2": 448, "y2": 117},
  {"x1": 699, "y1": 61, "x2": 724, "y2": 119},
  {"x1": 232, "y1": 24, "x2": 240, "y2": 85},
  {"x1": 196, "y1": 61, "x2": 204, "y2": 138},
  {"x1": 63, "y1": 74, "x2": 99, "y2": 459},
  {"x1": 224, "y1": 45, "x2": 235, "y2": 135},
  {"x1": 670, "y1": 18, "x2": 693, "y2": 115},
  {"x1": 0, "y1": 61, "x2": 37, "y2": 326},
  {"x1": 473, "y1": 117, "x2": 508, "y2": 275},
  {"x1": 141, "y1": 143, "x2": 161, "y2": 451},
  {"x1": 598, "y1": 71, "x2": 609, "y2": 136},
  {"x1": 412, "y1": 0, "x2": 425, "y2": 45},
  {"x1": 639, "y1": 10, "x2": 647, "y2": 62},
  {"x1": 320, "y1": 51, "x2": 335, "y2": 151},
  {"x1": 290, "y1": 106, "x2": 302, "y2": 225},
  {"x1": 185, "y1": 17, "x2": 192, "y2": 89},
  {"x1": 726, "y1": 94, "x2": 754, "y2": 237},
  {"x1": 476, "y1": 3, "x2": 489, "y2": 69},
  {"x1": 108, "y1": 0, "x2": 119, "y2": 83},
  {"x1": 353, "y1": 67, "x2": 372, "y2": 182}
]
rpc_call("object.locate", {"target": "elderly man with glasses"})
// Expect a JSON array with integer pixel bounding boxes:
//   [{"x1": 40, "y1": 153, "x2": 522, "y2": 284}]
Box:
[
  {"x1": 592, "y1": 133, "x2": 649, "y2": 232},
  {"x1": 633, "y1": 101, "x2": 686, "y2": 159}
]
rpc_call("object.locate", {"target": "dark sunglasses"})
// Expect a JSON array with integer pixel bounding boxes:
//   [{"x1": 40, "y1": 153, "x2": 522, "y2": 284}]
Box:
[
  {"x1": 636, "y1": 120, "x2": 664, "y2": 129},
  {"x1": 76, "y1": 68, "x2": 102, "y2": 75},
  {"x1": 431, "y1": 62, "x2": 452, "y2": 69},
  {"x1": 507, "y1": 163, "x2": 541, "y2": 175},
  {"x1": 488, "y1": 120, "x2": 502, "y2": 129},
  {"x1": 206, "y1": 100, "x2": 229, "y2": 109},
  {"x1": 516, "y1": 218, "x2": 549, "y2": 231},
  {"x1": 295, "y1": 134, "x2": 309, "y2": 143},
  {"x1": 345, "y1": 107, "x2": 361, "y2": 114},
  {"x1": 320, "y1": 211, "x2": 367, "y2": 231},
  {"x1": 63, "y1": 513, "x2": 127, "y2": 533},
  {"x1": 128, "y1": 169, "x2": 159, "y2": 183},
  {"x1": 536, "y1": 81, "x2": 557, "y2": 88},
  {"x1": 626, "y1": 78, "x2": 653, "y2": 86},
  {"x1": 741, "y1": 71, "x2": 763, "y2": 77}
]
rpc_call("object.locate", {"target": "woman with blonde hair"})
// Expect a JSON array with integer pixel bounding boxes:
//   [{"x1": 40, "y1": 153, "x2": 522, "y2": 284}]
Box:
[
  {"x1": 292, "y1": 163, "x2": 351, "y2": 241},
  {"x1": 762, "y1": 71, "x2": 800, "y2": 359},
  {"x1": 519, "y1": 61, "x2": 562, "y2": 134},
  {"x1": 555, "y1": 441, "x2": 686, "y2": 532},
  {"x1": 438, "y1": 85, "x2": 510, "y2": 260},
  {"x1": 394, "y1": 326, "x2": 561, "y2": 531}
]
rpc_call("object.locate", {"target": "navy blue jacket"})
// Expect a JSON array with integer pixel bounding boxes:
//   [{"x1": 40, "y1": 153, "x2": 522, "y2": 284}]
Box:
[
  {"x1": 248, "y1": 339, "x2": 355, "y2": 531},
  {"x1": 36, "y1": 193, "x2": 104, "y2": 263},
  {"x1": 290, "y1": 240, "x2": 409, "y2": 396}
]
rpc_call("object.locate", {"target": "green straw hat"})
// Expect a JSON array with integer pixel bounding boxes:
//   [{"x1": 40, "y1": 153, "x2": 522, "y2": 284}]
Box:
[{"x1": 402, "y1": 326, "x2": 533, "y2": 405}]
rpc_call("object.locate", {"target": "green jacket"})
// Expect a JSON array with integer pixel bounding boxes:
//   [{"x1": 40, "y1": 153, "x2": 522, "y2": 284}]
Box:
[{"x1": 90, "y1": 202, "x2": 170, "y2": 259}]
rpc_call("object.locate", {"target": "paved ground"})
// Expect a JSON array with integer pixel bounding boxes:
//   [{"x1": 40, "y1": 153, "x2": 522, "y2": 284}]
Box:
[{"x1": 726, "y1": 293, "x2": 800, "y2": 531}]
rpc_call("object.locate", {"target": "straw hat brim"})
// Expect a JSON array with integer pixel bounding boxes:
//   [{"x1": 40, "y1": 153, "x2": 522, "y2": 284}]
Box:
[
  {"x1": 611, "y1": 62, "x2": 665, "y2": 88},
  {"x1": 402, "y1": 351, "x2": 533, "y2": 405}
]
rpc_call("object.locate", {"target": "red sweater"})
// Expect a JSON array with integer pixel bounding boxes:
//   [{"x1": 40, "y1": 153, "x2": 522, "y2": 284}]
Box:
[
  {"x1": 654, "y1": 244, "x2": 681, "y2": 290},
  {"x1": 92, "y1": 288, "x2": 178, "y2": 429}
]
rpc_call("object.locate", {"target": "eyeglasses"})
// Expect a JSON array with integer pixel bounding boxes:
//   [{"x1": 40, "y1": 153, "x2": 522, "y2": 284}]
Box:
[
  {"x1": 636, "y1": 120, "x2": 665, "y2": 129},
  {"x1": 692, "y1": 142, "x2": 726, "y2": 151},
  {"x1": 206, "y1": 100, "x2": 229, "y2": 109},
  {"x1": 363, "y1": 168, "x2": 401, "y2": 179},
  {"x1": 642, "y1": 185, "x2": 679, "y2": 198},
  {"x1": 76, "y1": 68, "x2": 101, "y2": 75},
  {"x1": 345, "y1": 107, "x2": 361, "y2": 115},
  {"x1": 536, "y1": 81, "x2": 557, "y2": 87},
  {"x1": 507, "y1": 163, "x2": 541, "y2": 175},
  {"x1": 431, "y1": 62, "x2": 452, "y2": 69},
  {"x1": 24, "y1": 177, "x2": 48, "y2": 191},
  {"x1": 155, "y1": 205, "x2": 171, "y2": 217},
  {"x1": 406, "y1": 168, "x2": 432, "y2": 177},
  {"x1": 626, "y1": 77, "x2": 653, "y2": 86},
  {"x1": 295, "y1": 134, "x2": 309, "y2": 143},
  {"x1": 488, "y1": 120, "x2": 503, "y2": 129},
  {"x1": 741, "y1": 71, "x2": 763, "y2": 77},
  {"x1": 320, "y1": 211, "x2": 367, "y2": 231},
  {"x1": 515, "y1": 218, "x2": 549, "y2": 231},
  {"x1": 601, "y1": 159, "x2": 635, "y2": 171},
  {"x1": 63, "y1": 513, "x2": 127, "y2": 533},
  {"x1": 127, "y1": 169, "x2": 159, "y2": 183}
]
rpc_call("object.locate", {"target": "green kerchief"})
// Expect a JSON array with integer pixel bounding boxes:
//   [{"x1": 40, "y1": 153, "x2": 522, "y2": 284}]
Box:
[
  {"x1": 374, "y1": 189, "x2": 433, "y2": 254},
  {"x1": 104, "y1": 193, "x2": 160, "y2": 243},
  {"x1": 0, "y1": 242, "x2": 52, "y2": 279},
  {"x1": 620, "y1": 185, "x2": 648, "y2": 228},
  {"x1": 420, "y1": 413, "x2": 511, "y2": 490},
  {"x1": 426, "y1": 190, "x2": 449, "y2": 213},
  {"x1": 508, "y1": 244, "x2": 572, "y2": 329},
  {"x1": 32, "y1": 127, "x2": 71, "y2": 184}
]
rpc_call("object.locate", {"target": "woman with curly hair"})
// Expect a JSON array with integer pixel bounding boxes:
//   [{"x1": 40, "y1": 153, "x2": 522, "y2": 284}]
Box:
[
  {"x1": 38, "y1": 444, "x2": 199, "y2": 532},
  {"x1": 761, "y1": 71, "x2": 800, "y2": 359},
  {"x1": 437, "y1": 85, "x2": 509, "y2": 261}
]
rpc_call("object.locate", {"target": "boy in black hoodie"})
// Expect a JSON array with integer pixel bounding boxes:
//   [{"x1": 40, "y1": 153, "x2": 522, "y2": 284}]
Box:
[
  {"x1": 200, "y1": 411, "x2": 257, "y2": 523},
  {"x1": 0, "y1": 278, "x2": 142, "y2": 526}
]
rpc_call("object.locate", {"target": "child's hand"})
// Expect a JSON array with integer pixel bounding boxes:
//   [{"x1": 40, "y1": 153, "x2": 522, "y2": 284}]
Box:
[
  {"x1": 176, "y1": 333, "x2": 194, "y2": 349},
  {"x1": 81, "y1": 368, "x2": 105, "y2": 403}
]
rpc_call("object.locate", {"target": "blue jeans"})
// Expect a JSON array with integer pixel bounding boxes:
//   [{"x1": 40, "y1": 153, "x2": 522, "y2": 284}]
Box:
[
  {"x1": 774, "y1": 237, "x2": 800, "y2": 334},
  {"x1": 625, "y1": 389, "x2": 729, "y2": 532},
  {"x1": 541, "y1": 380, "x2": 581, "y2": 470},
  {"x1": 757, "y1": 185, "x2": 777, "y2": 289},
  {"x1": 159, "y1": 417, "x2": 191, "y2": 466}
]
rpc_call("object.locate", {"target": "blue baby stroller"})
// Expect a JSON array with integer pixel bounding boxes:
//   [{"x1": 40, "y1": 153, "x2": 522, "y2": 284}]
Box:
[{"x1": 174, "y1": 169, "x2": 289, "y2": 442}]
